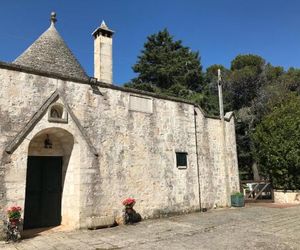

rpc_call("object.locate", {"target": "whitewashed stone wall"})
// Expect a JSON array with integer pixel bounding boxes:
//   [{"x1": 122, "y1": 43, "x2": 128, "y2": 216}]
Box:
[
  {"x1": 225, "y1": 113, "x2": 240, "y2": 196},
  {"x1": 274, "y1": 190, "x2": 300, "y2": 204},
  {"x1": 195, "y1": 110, "x2": 239, "y2": 209},
  {"x1": 0, "y1": 66, "x2": 239, "y2": 229}
]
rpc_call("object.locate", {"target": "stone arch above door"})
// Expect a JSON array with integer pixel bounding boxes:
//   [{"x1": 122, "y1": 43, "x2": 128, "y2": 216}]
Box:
[
  {"x1": 28, "y1": 127, "x2": 74, "y2": 157},
  {"x1": 24, "y1": 127, "x2": 79, "y2": 229}
]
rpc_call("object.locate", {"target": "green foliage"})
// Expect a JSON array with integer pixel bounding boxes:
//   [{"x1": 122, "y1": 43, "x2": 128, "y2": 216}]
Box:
[
  {"x1": 202, "y1": 64, "x2": 230, "y2": 115},
  {"x1": 251, "y1": 65, "x2": 300, "y2": 122},
  {"x1": 126, "y1": 29, "x2": 204, "y2": 96},
  {"x1": 235, "y1": 107, "x2": 255, "y2": 178},
  {"x1": 252, "y1": 94, "x2": 300, "y2": 189},
  {"x1": 227, "y1": 54, "x2": 266, "y2": 110},
  {"x1": 7, "y1": 206, "x2": 22, "y2": 220},
  {"x1": 279, "y1": 67, "x2": 300, "y2": 93},
  {"x1": 217, "y1": 54, "x2": 267, "y2": 178},
  {"x1": 231, "y1": 54, "x2": 265, "y2": 72},
  {"x1": 231, "y1": 192, "x2": 244, "y2": 197},
  {"x1": 264, "y1": 64, "x2": 284, "y2": 83},
  {"x1": 205, "y1": 64, "x2": 228, "y2": 83},
  {"x1": 251, "y1": 82, "x2": 290, "y2": 124}
]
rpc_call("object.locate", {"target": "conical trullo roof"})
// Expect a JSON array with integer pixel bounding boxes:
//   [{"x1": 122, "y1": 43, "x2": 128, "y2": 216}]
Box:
[{"x1": 14, "y1": 13, "x2": 88, "y2": 80}]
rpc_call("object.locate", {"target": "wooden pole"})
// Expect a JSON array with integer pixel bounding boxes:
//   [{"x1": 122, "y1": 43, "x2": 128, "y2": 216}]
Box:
[{"x1": 218, "y1": 69, "x2": 224, "y2": 120}]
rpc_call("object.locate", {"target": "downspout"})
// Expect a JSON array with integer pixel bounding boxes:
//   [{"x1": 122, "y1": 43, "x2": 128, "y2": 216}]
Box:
[{"x1": 194, "y1": 108, "x2": 202, "y2": 212}]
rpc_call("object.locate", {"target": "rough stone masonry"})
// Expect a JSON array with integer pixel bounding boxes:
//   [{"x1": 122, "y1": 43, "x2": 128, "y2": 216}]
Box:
[{"x1": 0, "y1": 13, "x2": 240, "y2": 232}]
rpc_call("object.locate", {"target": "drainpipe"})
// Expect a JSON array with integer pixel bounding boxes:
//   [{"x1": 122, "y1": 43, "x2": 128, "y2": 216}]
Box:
[{"x1": 194, "y1": 108, "x2": 202, "y2": 212}]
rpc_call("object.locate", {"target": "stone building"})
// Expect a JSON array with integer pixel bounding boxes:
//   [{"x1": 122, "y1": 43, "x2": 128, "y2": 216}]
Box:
[{"x1": 0, "y1": 13, "x2": 239, "y2": 230}]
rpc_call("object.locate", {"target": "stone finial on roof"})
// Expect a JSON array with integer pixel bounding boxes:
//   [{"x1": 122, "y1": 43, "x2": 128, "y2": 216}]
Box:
[{"x1": 50, "y1": 12, "x2": 57, "y2": 25}]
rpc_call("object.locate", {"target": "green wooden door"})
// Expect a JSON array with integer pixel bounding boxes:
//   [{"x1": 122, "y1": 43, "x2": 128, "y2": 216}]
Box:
[{"x1": 24, "y1": 156, "x2": 62, "y2": 229}]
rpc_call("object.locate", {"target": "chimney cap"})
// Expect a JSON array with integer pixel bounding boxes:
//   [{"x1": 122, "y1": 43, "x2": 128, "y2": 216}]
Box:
[{"x1": 92, "y1": 20, "x2": 114, "y2": 37}]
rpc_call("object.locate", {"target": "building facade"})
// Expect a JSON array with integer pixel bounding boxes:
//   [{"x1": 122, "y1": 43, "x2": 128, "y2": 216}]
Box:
[{"x1": 0, "y1": 13, "x2": 239, "y2": 230}]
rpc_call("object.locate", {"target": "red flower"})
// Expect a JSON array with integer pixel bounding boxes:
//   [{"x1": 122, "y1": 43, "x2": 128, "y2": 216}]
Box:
[
  {"x1": 122, "y1": 198, "x2": 136, "y2": 206},
  {"x1": 7, "y1": 206, "x2": 22, "y2": 220}
]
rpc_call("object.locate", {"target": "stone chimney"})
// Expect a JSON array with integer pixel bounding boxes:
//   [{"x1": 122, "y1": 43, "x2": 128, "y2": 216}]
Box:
[{"x1": 92, "y1": 21, "x2": 114, "y2": 84}]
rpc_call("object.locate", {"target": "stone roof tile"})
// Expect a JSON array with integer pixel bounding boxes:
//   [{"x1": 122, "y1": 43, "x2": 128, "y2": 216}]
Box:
[{"x1": 13, "y1": 23, "x2": 88, "y2": 80}]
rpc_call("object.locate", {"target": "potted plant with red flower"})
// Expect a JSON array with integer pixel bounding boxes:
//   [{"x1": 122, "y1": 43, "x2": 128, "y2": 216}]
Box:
[
  {"x1": 7, "y1": 206, "x2": 22, "y2": 224},
  {"x1": 5, "y1": 206, "x2": 22, "y2": 242},
  {"x1": 122, "y1": 198, "x2": 141, "y2": 224},
  {"x1": 122, "y1": 198, "x2": 136, "y2": 209}
]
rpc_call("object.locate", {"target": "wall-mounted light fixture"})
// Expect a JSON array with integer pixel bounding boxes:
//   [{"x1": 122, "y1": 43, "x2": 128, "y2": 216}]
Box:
[{"x1": 44, "y1": 134, "x2": 53, "y2": 149}]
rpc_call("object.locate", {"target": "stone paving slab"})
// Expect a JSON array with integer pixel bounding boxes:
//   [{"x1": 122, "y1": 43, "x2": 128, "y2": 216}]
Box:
[{"x1": 1, "y1": 204, "x2": 300, "y2": 249}]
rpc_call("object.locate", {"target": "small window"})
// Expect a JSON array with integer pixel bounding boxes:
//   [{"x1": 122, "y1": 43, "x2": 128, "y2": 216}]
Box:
[
  {"x1": 176, "y1": 152, "x2": 188, "y2": 169},
  {"x1": 48, "y1": 103, "x2": 68, "y2": 123},
  {"x1": 50, "y1": 106, "x2": 63, "y2": 118}
]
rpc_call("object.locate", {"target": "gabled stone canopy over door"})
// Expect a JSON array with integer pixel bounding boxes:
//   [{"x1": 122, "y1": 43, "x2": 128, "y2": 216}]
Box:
[{"x1": 5, "y1": 89, "x2": 98, "y2": 156}]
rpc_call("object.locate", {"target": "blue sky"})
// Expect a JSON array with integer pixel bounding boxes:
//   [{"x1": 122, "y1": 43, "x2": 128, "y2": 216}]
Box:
[{"x1": 1, "y1": 1, "x2": 300, "y2": 85}]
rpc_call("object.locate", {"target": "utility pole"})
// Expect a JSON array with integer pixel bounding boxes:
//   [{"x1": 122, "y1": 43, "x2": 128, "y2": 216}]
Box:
[{"x1": 218, "y1": 68, "x2": 224, "y2": 120}]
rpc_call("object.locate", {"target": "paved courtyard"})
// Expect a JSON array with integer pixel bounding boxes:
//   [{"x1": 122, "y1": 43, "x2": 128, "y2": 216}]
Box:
[{"x1": 1, "y1": 204, "x2": 300, "y2": 250}]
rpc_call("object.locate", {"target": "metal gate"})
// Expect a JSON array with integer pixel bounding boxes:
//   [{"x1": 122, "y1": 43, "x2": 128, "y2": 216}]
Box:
[{"x1": 240, "y1": 181, "x2": 273, "y2": 202}]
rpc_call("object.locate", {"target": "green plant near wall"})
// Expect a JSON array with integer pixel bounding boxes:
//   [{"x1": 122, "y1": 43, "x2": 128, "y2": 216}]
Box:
[
  {"x1": 231, "y1": 192, "x2": 245, "y2": 207},
  {"x1": 232, "y1": 192, "x2": 244, "y2": 197},
  {"x1": 252, "y1": 94, "x2": 300, "y2": 190}
]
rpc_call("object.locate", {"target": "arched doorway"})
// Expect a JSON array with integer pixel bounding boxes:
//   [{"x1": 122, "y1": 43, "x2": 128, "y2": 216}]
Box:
[{"x1": 24, "y1": 128, "x2": 74, "y2": 229}]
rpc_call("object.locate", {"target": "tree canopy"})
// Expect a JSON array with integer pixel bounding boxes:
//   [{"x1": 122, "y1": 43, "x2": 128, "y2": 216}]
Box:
[
  {"x1": 125, "y1": 29, "x2": 204, "y2": 98},
  {"x1": 252, "y1": 94, "x2": 300, "y2": 189},
  {"x1": 227, "y1": 54, "x2": 266, "y2": 110}
]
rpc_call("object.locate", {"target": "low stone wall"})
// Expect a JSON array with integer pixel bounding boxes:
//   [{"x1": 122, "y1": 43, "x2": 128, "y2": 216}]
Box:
[{"x1": 274, "y1": 190, "x2": 300, "y2": 204}]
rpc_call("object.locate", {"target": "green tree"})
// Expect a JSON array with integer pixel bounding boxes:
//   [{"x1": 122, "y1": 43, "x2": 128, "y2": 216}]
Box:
[
  {"x1": 250, "y1": 64, "x2": 300, "y2": 127},
  {"x1": 125, "y1": 29, "x2": 204, "y2": 98},
  {"x1": 252, "y1": 94, "x2": 300, "y2": 189},
  {"x1": 264, "y1": 64, "x2": 284, "y2": 84},
  {"x1": 222, "y1": 55, "x2": 266, "y2": 179},
  {"x1": 238, "y1": 63, "x2": 299, "y2": 181},
  {"x1": 251, "y1": 82, "x2": 289, "y2": 124},
  {"x1": 227, "y1": 54, "x2": 266, "y2": 110},
  {"x1": 278, "y1": 67, "x2": 300, "y2": 93},
  {"x1": 202, "y1": 64, "x2": 230, "y2": 115}
]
